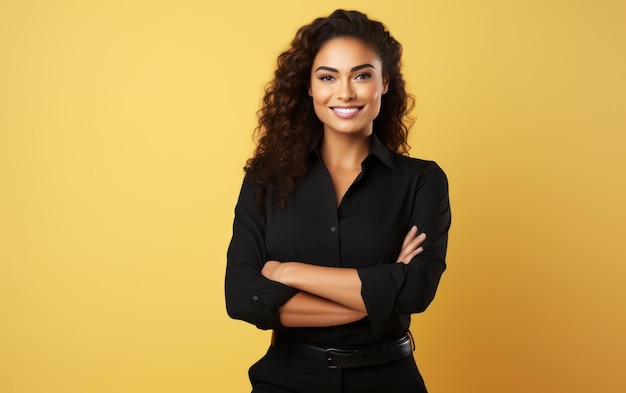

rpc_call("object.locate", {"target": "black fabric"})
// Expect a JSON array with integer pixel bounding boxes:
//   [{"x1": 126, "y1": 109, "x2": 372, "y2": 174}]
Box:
[
  {"x1": 225, "y1": 134, "x2": 451, "y2": 348},
  {"x1": 271, "y1": 333, "x2": 413, "y2": 369},
  {"x1": 249, "y1": 345, "x2": 428, "y2": 393}
]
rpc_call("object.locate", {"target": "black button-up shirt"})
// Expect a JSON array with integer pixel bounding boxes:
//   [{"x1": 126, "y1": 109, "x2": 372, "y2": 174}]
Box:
[{"x1": 226, "y1": 135, "x2": 451, "y2": 347}]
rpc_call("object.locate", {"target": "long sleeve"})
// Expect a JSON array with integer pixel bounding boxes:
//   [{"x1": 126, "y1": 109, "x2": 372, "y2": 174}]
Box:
[
  {"x1": 357, "y1": 162, "x2": 451, "y2": 332},
  {"x1": 225, "y1": 178, "x2": 299, "y2": 330}
]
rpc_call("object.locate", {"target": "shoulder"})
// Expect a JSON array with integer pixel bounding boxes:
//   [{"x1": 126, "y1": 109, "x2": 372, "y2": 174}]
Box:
[
  {"x1": 236, "y1": 175, "x2": 267, "y2": 210},
  {"x1": 389, "y1": 155, "x2": 450, "y2": 207},
  {"x1": 391, "y1": 153, "x2": 447, "y2": 180}
]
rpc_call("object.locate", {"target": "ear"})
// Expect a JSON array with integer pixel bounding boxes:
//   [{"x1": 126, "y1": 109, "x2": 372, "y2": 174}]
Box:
[
  {"x1": 382, "y1": 77, "x2": 389, "y2": 94},
  {"x1": 308, "y1": 86, "x2": 312, "y2": 97}
]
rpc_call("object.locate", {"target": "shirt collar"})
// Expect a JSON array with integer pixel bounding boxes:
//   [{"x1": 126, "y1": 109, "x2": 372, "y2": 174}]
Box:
[
  {"x1": 368, "y1": 133, "x2": 396, "y2": 170},
  {"x1": 309, "y1": 133, "x2": 396, "y2": 170}
]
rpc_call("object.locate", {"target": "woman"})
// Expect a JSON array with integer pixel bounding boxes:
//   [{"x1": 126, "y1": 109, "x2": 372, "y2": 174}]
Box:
[{"x1": 226, "y1": 9, "x2": 451, "y2": 393}]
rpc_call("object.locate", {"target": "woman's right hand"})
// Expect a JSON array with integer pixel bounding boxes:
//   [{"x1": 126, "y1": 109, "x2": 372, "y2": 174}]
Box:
[{"x1": 396, "y1": 226, "x2": 426, "y2": 264}]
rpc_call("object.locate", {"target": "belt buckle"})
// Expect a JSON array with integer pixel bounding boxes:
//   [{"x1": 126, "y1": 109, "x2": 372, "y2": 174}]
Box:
[{"x1": 326, "y1": 348, "x2": 358, "y2": 369}]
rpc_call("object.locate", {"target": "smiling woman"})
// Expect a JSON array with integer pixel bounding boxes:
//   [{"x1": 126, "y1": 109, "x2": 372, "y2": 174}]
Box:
[
  {"x1": 225, "y1": 9, "x2": 451, "y2": 393},
  {"x1": 309, "y1": 37, "x2": 389, "y2": 139}
]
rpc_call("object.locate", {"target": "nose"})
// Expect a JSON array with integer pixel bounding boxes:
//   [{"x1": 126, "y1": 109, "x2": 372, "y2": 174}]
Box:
[{"x1": 338, "y1": 79, "x2": 356, "y2": 101}]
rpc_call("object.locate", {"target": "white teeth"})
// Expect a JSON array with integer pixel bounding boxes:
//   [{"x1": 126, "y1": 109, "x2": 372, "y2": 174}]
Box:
[{"x1": 333, "y1": 107, "x2": 359, "y2": 114}]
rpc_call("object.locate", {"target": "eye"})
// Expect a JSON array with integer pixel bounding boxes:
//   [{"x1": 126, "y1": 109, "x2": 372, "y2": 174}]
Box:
[
  {"x1": 355, "y1": 73, "x2": 372, "y2": 80},
  {"x1": 318, "y1": 75, "x2": 335, "y2": 82}
]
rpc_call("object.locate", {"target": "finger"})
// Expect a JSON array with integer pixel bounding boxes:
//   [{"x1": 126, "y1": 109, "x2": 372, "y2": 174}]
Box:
[
  {"x1": 406, "y1": 232, "x2": 426, "y2": 250},
  {"x1": 397, "y1": 245, "x2": 419, "y2": 263},
  {"x1": 398, "y1": 229, "x2": 426, "y2": 263},
  {"x1": 397, "y1": 247, "x2": 423, "y2": 264},
  {"x1": 401, "y1": 226, "x2": 418, "y2": 248},
  {"x1": 398, "y1": 232, "x2": 424, "y2": 261},
  {"x1": 398, "y1": 233, "x2": 426, "y2": 262}
]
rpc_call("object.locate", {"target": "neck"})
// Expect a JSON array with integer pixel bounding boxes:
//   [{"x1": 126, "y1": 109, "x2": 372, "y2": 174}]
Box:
[{"x1": 320, "y1": 131, "x2": 371, "y2": 170}]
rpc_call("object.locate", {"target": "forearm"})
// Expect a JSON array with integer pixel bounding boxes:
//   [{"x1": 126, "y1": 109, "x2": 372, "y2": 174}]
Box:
[
  {"x1": 278, "y1": 291, "x2": 367, "y2": 327},
  {"x1": 272, "y1": 262, "x2": 366, "y2": 313},
  {"x1": 262, "y1": 228, "x2": 428, "y2": 316}
]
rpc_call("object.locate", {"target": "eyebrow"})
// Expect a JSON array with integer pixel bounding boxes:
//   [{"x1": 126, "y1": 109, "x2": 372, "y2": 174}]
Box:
[{"x1": 314, "y1": 63, "x2": 376, "y2": 73}]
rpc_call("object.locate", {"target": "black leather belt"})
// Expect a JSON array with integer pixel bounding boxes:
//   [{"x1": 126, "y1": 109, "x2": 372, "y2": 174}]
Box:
[{"x1": 271, "y1": 333, "x2": 414, "y2": 369}]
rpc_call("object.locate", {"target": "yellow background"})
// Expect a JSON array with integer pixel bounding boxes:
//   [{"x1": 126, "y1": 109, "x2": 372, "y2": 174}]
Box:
[{"x1": 1, "y1": 0, "x2": 624, "y2": 392}]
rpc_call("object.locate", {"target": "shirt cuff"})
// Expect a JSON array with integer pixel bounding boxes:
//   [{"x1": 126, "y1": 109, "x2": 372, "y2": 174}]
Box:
[
  {"x1": 251, "y1": 281, "x2": 299, "y2": 330},
  {"x1": 358, "y1": 264, "x2": 408, "y2": 333}
]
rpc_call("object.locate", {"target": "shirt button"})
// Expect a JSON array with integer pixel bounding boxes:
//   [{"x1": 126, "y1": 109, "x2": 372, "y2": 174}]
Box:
[{"x1": 330, "y1": 226, "x2": 337, "y2": 233}]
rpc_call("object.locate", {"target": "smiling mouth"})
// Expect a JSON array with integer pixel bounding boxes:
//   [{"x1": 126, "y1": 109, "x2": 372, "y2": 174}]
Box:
[{"x1": 331, "y1": 107, "x2": 362, "y2": 114}]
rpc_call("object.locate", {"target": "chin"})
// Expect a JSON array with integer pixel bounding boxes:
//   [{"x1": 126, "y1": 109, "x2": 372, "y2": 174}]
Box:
[{"x1": 328, "y1": 128, "x2": 371, "y2": 136}]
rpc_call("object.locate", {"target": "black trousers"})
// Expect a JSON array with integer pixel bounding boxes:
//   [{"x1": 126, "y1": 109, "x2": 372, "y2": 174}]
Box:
[{"x1": 249, "y1": 345, "x2": 428, "y2": 393}]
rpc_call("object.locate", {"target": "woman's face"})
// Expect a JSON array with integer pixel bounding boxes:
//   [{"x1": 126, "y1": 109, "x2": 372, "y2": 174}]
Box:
[{"x1": 309, "y1": 37, "x2": 388, "y2": 138}]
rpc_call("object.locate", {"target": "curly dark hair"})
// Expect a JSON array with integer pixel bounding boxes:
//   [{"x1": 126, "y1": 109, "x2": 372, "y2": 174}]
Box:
[{"x1": 245, "y1": 9, "x2": 415, "y2": 207}]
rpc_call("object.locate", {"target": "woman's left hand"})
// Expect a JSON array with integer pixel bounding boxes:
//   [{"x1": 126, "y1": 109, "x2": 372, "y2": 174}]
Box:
[{"x1": 397, "y1": 226, "x2": 426, "y2": 264}]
